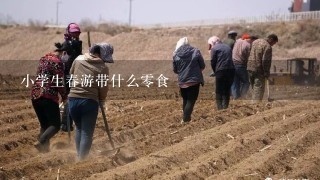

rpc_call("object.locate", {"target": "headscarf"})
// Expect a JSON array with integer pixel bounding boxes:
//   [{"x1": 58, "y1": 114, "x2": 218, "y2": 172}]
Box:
[
  {"x1": 64, "y1": 23, "x2": 81, "y2": 41},
  {"x1": 175, "y1": 37, "x2": 189, "y2": 52},
  {"x1": 89, "y1": 43, "x2": 114, "y2": 63}
]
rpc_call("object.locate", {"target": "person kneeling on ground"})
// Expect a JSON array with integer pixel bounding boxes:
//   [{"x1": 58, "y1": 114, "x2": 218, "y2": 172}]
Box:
[
  {"x1": 68, "y1": 43, "x2": 113, "y2": 161},
  {"x1": 173, "y1": 37, "x2": 205, "y2": 124},
  {"x1": 31, "y1": 43, "x2": 68, "y2": 153}
]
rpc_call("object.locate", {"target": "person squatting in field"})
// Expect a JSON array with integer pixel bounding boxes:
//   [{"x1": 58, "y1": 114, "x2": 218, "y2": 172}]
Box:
[
  {"x1": 173, "y1": 37, "x2": 205, "y2": 124},
  {"x1": 247, "y1": 34, "x2": 278, "y2": 102},
  {"x1": 59, "y1": 23, "x2": 83, "y2": 132},
  {"x1": 31, "y1": 43, "x2": 68, "y2": 153},
  {"x1": 208, "y1": 36, "x2": 235, "y2": 110},
  {"x1": 68, "y1": 43, "x2": 113, "y2": 160},
  {"x1": 231, "y1": 34, "x2": 258, "y2": 100}
]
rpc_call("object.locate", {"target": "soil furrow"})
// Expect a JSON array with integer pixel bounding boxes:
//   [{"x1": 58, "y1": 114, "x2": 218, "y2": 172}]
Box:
[{"x1": 87, "y1": 102, "x2": 312, "y2": 179}]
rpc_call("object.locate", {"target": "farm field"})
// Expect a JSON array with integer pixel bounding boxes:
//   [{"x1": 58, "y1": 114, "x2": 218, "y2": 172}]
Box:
[
  {"x1": 1, "y1": 21, "x2": 320, "y2": 179},
  {"x1": 0, "y1": 75, "x2": 320, "y2": 179}
]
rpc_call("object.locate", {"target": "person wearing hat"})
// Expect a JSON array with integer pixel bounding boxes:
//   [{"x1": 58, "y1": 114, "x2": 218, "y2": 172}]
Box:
[
  {"x1": 231, "y1": 34, "x2": 258, "y2": 100},
  {"x1": 173, "y1": 37, "x2": 205, "y2": 124},
  {"x1": 31, "y1": 43, "x2": 68, "y2": 153},
  {"x1": 60, "y1": 23, "x2": 83, "y2": 132},
  {"x1": 247, "y1": 34, "x2": 278, "y2": 102},
  {"x1": 68, "y1": 43, "x2": 113, "y2": 160},
  {"x1": 209, "y1": 36, "x2": 235, "y2": 110},
  {"x1": 62, "y1": 22, "x2": 82, "y2": 77},
  {"x1": 223, "y1": 30, "x2": 238, "y2": 50}
]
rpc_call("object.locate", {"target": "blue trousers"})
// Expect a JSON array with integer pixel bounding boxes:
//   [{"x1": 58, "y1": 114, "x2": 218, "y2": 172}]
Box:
[
  {"x1": 68, "y1": 97, "x2": 99, "y2": 160},
  {"x1": 231, "y1": 65, "x2": 250, "y2": 99}
]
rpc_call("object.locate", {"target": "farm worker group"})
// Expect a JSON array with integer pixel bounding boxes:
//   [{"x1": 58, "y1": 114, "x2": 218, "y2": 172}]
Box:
[
  {"x1": 31, "y1": 23, "x2": 114, "y2": 160},
  {"x1": 30, "y1": 22, "x2": 278, "y2": 160}
]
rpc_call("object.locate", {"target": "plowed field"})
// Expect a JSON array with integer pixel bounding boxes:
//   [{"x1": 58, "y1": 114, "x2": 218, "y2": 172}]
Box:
[{"x1": 0, "y1": 75, "x2": 320, "y2": 180}]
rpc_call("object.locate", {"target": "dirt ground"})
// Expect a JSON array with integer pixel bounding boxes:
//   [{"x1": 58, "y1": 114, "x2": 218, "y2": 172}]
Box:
[
  {"x1": 0, "y1": 75, "x2": 320, "y2": 180},
  {"x1": 1, "y1": 20, "x2": 320, "y2": 179}
]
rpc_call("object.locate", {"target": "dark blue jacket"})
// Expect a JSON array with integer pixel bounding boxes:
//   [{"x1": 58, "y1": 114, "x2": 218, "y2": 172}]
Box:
[
  {"x1": 173, "y1": 44, "x2": 205, "y2": 85},
  {"x1": 211, "y1": 43, "x2": 234, "y2": 73}
]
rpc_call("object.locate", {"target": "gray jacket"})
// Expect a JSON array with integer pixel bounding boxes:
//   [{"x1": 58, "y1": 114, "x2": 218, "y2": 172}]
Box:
[{"x1": 173, "y1": 44, "x2": 205, "y2": 85}]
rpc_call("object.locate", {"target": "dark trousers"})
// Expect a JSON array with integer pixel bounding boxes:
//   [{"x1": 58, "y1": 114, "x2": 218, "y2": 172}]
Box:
[
  {"x1": 180, "y1": 84, "x2": 200, "y2": 122},
  {"x1": 32, "y1": 98, "x2": 61, "y2": 144},
  {"x1": 61, "y1": 76, "x2": 73, "y2": 128},
  {"x1": 215, "y1": 69, "x2": 235, "y2": 110},
  {"x1": 61, "y1": 101, "x2": 73, "y2": 128}
]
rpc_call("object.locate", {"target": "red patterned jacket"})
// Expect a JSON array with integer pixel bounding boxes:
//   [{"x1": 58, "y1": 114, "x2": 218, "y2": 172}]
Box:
[{"x1": 31, "y1": 53, "x2": 67, "y2": 104}]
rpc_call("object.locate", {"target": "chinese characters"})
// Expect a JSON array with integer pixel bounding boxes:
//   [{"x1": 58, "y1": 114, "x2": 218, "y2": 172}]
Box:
[{"x1": 21, "y1": 74, "x2": 169, "y2": 88}]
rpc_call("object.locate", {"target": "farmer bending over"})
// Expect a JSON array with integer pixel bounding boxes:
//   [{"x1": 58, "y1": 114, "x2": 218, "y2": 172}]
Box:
[{"x1": 31, "y1": 43, "x2": 68, "y2": 153}]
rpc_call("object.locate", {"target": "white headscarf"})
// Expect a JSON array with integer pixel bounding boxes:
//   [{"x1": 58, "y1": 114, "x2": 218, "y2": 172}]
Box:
[{"x1": 175, "y1": 37, "x2": 189, "y2": 52}]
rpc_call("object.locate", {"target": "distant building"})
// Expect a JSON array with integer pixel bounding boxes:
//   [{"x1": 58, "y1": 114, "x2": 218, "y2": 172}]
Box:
[{"x1": 289, "y1": 0, "x2": 320, "y2": 12}]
